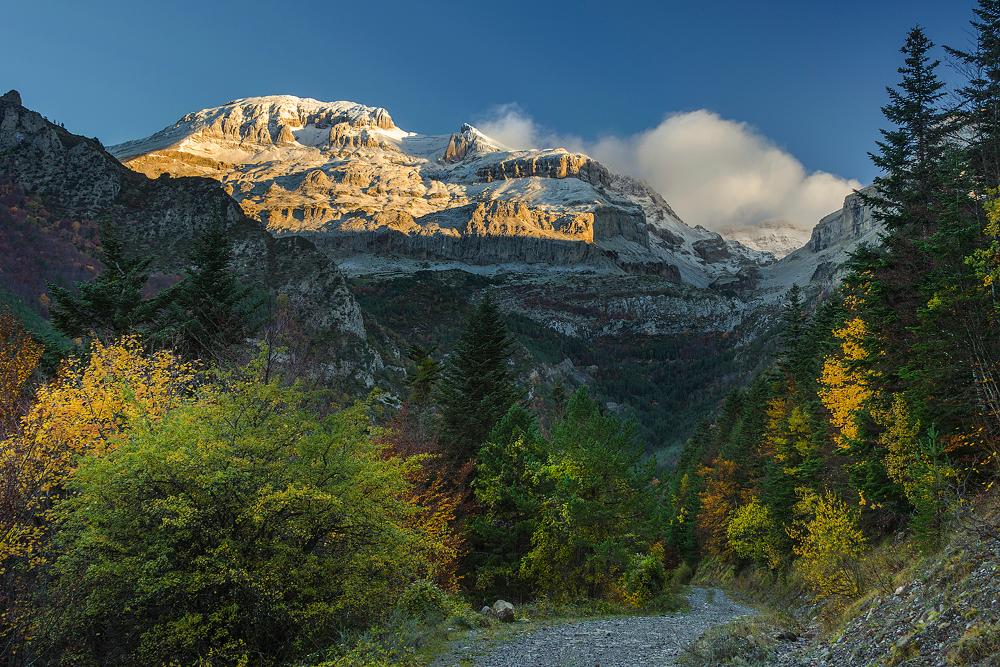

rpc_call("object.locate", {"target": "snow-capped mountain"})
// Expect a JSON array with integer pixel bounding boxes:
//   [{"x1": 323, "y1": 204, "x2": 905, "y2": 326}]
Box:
[
  {"x1": 718, "y1": 222, "x2": 811, "y2": 259},
  {"x1": 760, "y1": 187, "x2": 883, "y2": 296},
  {"x1": 112, "y1": 95, "x2": 769, "y2": 287},
  {"x1": 0, "y1": 90, "x2": 382, "y2": 387}
]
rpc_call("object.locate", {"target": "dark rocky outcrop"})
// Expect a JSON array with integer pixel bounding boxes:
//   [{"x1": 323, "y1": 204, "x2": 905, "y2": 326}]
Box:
[{"x1": 0, "y1": 92, "x2": 376, "y2": 383}]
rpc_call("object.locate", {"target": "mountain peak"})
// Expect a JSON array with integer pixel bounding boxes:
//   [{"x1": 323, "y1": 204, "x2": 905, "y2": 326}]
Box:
[
  {"x1": 442, "y1": 123, "x2": 504, "y2": 162},
  {"x1": 1, "y1": 90, "x2": 21, "y2": 106},
  {"x1": 110, "y1": 95, "x2": 769, "y2": 284},
  {"x1": 112, "y1": 94, "x2": 398, "y2": 162}
]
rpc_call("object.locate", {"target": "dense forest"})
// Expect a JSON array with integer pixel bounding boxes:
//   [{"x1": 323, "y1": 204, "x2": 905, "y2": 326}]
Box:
[
  {"x1": 2, "y1": 2, "x2": 1000, "y2": 666},
  {"x1": 666, "y1": 2, "x2": 1000, "y2": 617}
]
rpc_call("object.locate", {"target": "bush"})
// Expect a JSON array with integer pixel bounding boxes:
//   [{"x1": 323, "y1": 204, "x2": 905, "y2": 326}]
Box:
[
  {"x1": 670, "y1": 560, "x2": 694, "y2": 587},
  {"x1": 619, "y1": 548, "x2": 668, "y2": 607},
  {"x1": 396, "y1": 580, "x2": 454, "y2": 623},
  {"x1": 317, "y1": 636, "x2": 418, "y2": 667},
  {"x1": 31, "y1": 357, "x2": 450, "y2": 666},
  {"x1": 788, "y1": 490, "x2": 867, "y2": 602},
  {"x1": 727, "y1": 498, "x2": 782, "y2": 569}
]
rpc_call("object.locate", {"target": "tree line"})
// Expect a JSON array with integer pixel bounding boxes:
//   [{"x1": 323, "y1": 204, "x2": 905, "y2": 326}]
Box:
[{"x1": 664, "y1": 3, "x2": 1000, "y2": 609}]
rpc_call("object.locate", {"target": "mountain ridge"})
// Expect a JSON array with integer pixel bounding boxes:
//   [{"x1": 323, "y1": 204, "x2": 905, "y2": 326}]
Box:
[{"x1": 110, "y1": 95, "x2": 772, "y2": 287}]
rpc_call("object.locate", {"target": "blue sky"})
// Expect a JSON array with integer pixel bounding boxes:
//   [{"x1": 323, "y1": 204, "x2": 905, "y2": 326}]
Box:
[{"x1": 0, "y1": 0, "x2": 981, "y2": 229}]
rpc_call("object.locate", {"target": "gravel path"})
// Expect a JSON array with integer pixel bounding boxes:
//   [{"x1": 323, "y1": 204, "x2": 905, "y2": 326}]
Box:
[{"x1": 433, "y1": 588, "x2": 755, "y2": 667}]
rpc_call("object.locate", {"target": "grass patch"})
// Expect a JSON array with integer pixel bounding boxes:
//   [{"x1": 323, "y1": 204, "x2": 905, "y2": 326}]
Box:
[
  {"x1": 947, "y1": 621, "x2": 1000, "y2": 666},
  {"x1": 678, "y1": 612, "x2": 802, "y2": 667}
]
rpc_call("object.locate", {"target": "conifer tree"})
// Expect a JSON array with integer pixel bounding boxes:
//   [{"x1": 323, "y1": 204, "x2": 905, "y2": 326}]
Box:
[
  {"x1": 868, "y1": 26, "x2": 949, "y2": 233},
  {"x1": 49, "y1": 220, "x2": 152, "y2": 342},
  {"x1": 406, "y1": 344, "x2": 440, "y2": 407},
  {"x1": 948, "y1": 0, "x2": 1000, "y2": 185},
  {"x1": 777, "y1": 284, "x2": 808, "y2": 382},
  {"x1": 437, "y1": 293, "x2": 519, "y2": 461},
  {"x1": 151, "y1": 222, "x2": 258, "y2": 360}
]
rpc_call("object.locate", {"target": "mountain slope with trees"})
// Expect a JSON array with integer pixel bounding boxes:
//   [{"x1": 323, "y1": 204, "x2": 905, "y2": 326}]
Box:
[{"x1": 667, "y1": 9, "x2": 1000, "y2": 664}]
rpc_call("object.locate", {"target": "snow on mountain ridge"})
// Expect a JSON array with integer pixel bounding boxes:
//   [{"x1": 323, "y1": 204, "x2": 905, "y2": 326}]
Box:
[
  {"x1": 111, "y1": 94, "x2": 770, "y2": 286},
  {"x1": 719, "y1": 222, "x2": 810, "y2": 258}
]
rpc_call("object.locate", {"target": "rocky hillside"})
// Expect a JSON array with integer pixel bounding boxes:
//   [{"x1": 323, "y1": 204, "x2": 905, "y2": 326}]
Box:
[
  {"x1": 111, "y1": 95, "x2": 769, "y2": 286},
  {"x1": 758, "y1": 187, "x2": 883, "y2": 299},
  {"x1": 0, "y1": 90, "x2": 381, "y2": 387},
  {"x1": 775, "y1": 496, "x2": 1000, "y2": 667},
  {"x1": 1, "y1": 89, "x2": 883, "y2": 451}
]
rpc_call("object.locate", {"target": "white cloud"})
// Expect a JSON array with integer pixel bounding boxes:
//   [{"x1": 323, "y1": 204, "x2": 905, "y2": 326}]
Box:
[
  {"x1": 476, "y1": 106, "x2": 862, "y2": 234},
  {"x1": 477, "y1": 103, "x2": 584, "y2": 153}
]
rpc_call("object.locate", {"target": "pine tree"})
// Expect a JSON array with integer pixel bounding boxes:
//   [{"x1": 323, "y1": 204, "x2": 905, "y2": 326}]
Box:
[
  {"x1": 856, "y1": 27, "x2": 954, "y2": 402},
  {"x1": 947, "y1": 0, "x2": 1000, "y2": 185},
  {"x1": 945, "y1": 1, "x2": 1000, "y2": 449},
  {"x1": 777, "y1": 284, "x2": 808, "y2": 381},
  {"x1": 151, "y1": 222, "x2": 258, "y2": 360},
  {"x1": 406, "y1": 344, "x2": 440, "y2": 406},
  {"x1": 868, "y1": 26, "x2": 949, "y2": 234},
  {"x1": 437, "y1": 293, "x2": 520, "y2": 461},
  {"x1": 49, "y1": 220, "x2": 152, "y2": 342}
]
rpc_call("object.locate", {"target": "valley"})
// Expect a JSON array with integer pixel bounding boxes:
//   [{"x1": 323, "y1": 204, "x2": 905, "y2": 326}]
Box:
[{"x1": 2, "y1": 3, "x2": 997, "y2": 664}]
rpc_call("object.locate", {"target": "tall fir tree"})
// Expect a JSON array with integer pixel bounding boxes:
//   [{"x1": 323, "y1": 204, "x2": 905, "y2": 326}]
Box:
[
  {"x1": 49, "y1": 220, "x2": 152, "y2": 342},
  {"x1": 776, "y1": 284, "x2": 808, "y2": 382},
  {"x1": 150, "y1": 222, "x2": 258, "y2": 360},
  {"x1": 437, "y1": 293, "x2": 520, "y2": 461},
  {"x1": 868, "y1": 26, "x2": 949, "y2": 234},
  {"x1": 856, "y1": 27, "x2": 951, "y2": 394},
  {"x1": 406, "y1": 344, "x2": 440, "y2": 407},
  {"x1": 947, "y1": 0, "x2": 1000, "y2": 186}
]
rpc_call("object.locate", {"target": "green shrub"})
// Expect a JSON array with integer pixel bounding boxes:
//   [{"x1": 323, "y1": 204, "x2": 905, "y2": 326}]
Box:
[
  {"x1": 671, "y1": 560, "x2": 695, "y2": 587},
  {"x1": 620, "y1": 550, "x2": 668, "y2": 606},
  {"x1": 397, "y1": 580, "x2": 453, "y2": 622},
  {"x1": 317, "y1": 635, "x2": 418, "y2": 667},
  {"x1": 32, "y1": 359, "x2": 448, "y2": 666},
  {"x1": 727, "y1": 498, "x2": 782, "y2": 569}
]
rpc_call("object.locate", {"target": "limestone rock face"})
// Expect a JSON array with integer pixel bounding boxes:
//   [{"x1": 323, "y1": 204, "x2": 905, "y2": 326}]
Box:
[
  {"x1": 477, "y1": 152, "x2": 612, "y2": 189},
  {"x1": 111, "y1": 95, "x2": 770, "y2": 284},
  {"x1": 1, "y1": 90, "x2": 21, "y2": 106},
  {"x1": 443, "y1": 123, "x2": 502, "y2": 162},
  {"x1": 759, "y1": 187, "x2": 884, "y2": 296},
  {"x1": 807, "y1": 188, "x2": 879, "y2": 253},
  {"x1": 1, "y1": 94, "x2": 124, "y2": 216}
]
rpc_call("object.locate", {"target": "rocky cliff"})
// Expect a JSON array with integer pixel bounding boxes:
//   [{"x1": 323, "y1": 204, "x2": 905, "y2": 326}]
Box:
[
  {"x1": 759, "y1": 187, "x2": 883, "y2": 298},
  {"x1": 111, "y1": 95, "x2": 768, "y2": 286},
  {"x1": 0, "y1": 90, "x2": 380, "y2": 386}
]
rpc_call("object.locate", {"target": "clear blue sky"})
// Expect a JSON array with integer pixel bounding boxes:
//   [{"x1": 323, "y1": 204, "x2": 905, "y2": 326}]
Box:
[{"x1": 1, "y1": 0, "x2": 979, "y2": 184}]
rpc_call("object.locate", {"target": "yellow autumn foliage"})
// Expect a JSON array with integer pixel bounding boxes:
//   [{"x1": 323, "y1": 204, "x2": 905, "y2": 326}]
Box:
[
  {"x1": 819, "y1": 317, "x2": 873, "y2": 450},
  {"x1": 0, "y1": 337, "x2": 194, "y2": 570},
  {"x1": 0, "y1": 311, "x2": 43, "y2": 430},
  {"x1": 788, "y1": 489, "x2": 867, "y2": 601}
]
